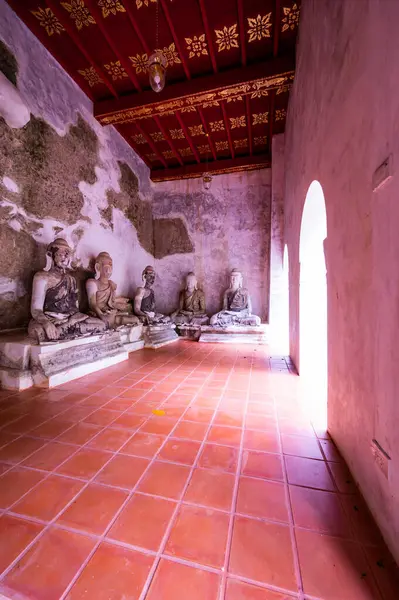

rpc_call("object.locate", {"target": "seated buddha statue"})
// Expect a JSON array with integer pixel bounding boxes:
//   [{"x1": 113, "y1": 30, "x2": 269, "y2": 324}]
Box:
[
  {"x1": 171, "y1": 272, "x2": 209, "y2": 326},
  {"x1": 86, "y1": 252, "x2": 140, "y2": 329},
  {"x1": 28, "y1": 238, "x2": 106, "y2": 343},
  {"x1": 210, "y1": 268, "x2": 261, "y2": 327},
  {"x1": 133, "y1": 265, "x2": 170, "y2": 325}
]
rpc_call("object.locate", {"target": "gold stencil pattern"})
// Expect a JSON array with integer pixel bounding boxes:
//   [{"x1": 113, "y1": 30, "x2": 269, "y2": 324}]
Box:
[
  {"x1": 146, "y1": 153, "x2": 158, "y2": 162},
  {"x1": 253, "y1": 112, "x2": 269, "y2": 125},
  {"x1": 247, "y1": 13, "x2": 272, "y2": 43},
  {"x1": 132, "y1": 134, "x2": 146, "y2": 145},
  {"x1": 180, "y1": 147, "x2": 193, "y2": 157},
  {"x1": 181, "y1": 106, "x2": 197, "y2": 113},
  {"x1": 216, "y1": 141, "x2": 229, "y2": 151},
  {"x1": 155, "y1": 43, "x2": 181, "y2": 67},
  {"x1": 282, "y1": 3, "x2": 300, "y2": 32},
  {"x1": 78, "y1": 66, "x2": 103, "y2": 87},
  {"x1": 163, "y1": 150, "x2": 175, "y2": 159},
  {"x1": 254, "y1": 136, "x2": 268, "y2": 146},
  {"x1": 251, "y1": 90, "x2": 269, "y2": 99},
  {"x1": 203, "y1": 100, "x2": 219, "y2": 109},
  {"x1": 230, "y1": 116, "x2": 246, "y2": 129},
  {"x1": 150, "y1": 132, "x2": 165, "y2": 142},
  {"x1": 198, "y1": 144, "x2": 211, "y2": 154},
  {"x1": 185, "y1": 34, "x2": 208, "y2": 59},
  {"x1": 98, "y1": 0, "x2": 125, "y2": 18},
  {"x1": 137, "y1": 0, "x2": 156, "y2": 8},
  {"x1": 61, "y1": 0, "x2": 96, "y2": 30},
  {"x1": 129, "y1": 54, "x2": 148, "y2": 74},
  {"x1": 210, "y1": 120, "x2": 225, "y2": 132},
  {"x1": 170, "y1": 129, "x2": 185, "y2": 140},
  {"x1": 275, "y1": 108, "x2": 287, "y2": 121},
  {"x1": 31, "y1": 7, "x2": 65, "y2": 36},
  {"x1": 104, "y1": 61, "x2": 128, "y2": 80},
  {"x1": 215, "y1": 24, "x2": 239, "y2": 52},
  {"x1": 189, "y1": 125, "x2": 205, "y2": 137},
  {"x1": 234, "y1": 138, "x2": 248, "y2": 149}
]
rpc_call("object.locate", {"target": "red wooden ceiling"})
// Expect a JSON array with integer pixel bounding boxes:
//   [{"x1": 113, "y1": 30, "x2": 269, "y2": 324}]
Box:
[{"x1": 7, "y1": 0, "x2": 300, "y2": 181}]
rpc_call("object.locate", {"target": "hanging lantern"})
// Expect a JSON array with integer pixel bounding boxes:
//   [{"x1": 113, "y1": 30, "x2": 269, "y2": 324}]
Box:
[
  {"x1": 148, "y1": 51, "x2": 167, "y2": 93},
  {"x1": 202, "y1": 172, "x2": 212, "y2": 190}
]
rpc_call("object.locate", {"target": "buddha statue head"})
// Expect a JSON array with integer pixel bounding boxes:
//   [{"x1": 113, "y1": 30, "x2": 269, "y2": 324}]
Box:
[
  {"x1": 142, "y1": 265, "x2": 156, "y2": 287},
  {"x1": 186, "y1": 272, "x2": 198, "y2": 293},
  {"x1": 95, "y1": 252, "x2": 113, "y2": 281},
  {"x1": 230, "y1": 268, "x2": 243, "y2": 291},
  {"x1": 44, "y1": 238, "x2": 73, "y2": 272}
]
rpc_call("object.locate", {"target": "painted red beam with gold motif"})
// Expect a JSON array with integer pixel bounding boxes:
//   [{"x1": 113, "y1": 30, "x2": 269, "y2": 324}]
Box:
[
  {"x1": 175, "y1": 112, "x2": 201, "y2": 164},
  {"x1": 198, "y1": 0, "x2": 218, "y2": 73},
  {"x1": 133, "y1": 122, "x2": 167, "y2": 168},
  {"x1": 150, "y1": 154, "x2": 270, "y2": 182},
  {"x1": 197, "y1": 108, "x2": 217, "y2": 161},
  {"x1": 159, "y1": 0, "x2": 191, "y2": 80},
  {"x1": 94, "y1": 56, "x2": 295, "y2": 125},
  {"x1": 154, "y1": 116, "x2": 184, "y2": 166}
]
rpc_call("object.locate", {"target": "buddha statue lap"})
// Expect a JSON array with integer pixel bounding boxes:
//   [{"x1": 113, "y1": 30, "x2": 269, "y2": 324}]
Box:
[
  {"x1": 171, "y1": 272, "x2": 209, "y2": 326},
  {"x1": 28, "y1": 238, "x2": 106, "y2": 343},
  {"x1": 210, "y1": 268, "x2": 261, "y2": 327},
  {"x1": 86, "y1": 252, "x2": 140, "y2": 329},
  {"x1": 133, "y1": 265, "x2": 170, "y2": 325}
]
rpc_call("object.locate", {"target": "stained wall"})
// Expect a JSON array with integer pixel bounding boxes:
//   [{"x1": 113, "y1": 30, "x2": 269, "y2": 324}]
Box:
[{"x1": 284, "y1": 0, "x2": 399, "y2": 560}]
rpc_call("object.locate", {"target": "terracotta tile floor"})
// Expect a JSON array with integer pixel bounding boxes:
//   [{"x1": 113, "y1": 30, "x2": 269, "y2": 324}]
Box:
[{"x1": 0, "y1": 341, "x2": 398, "y2": 600}]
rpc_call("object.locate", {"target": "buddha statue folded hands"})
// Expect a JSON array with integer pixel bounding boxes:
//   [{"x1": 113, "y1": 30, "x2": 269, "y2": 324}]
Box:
[
  {"x1": 86, "y1": 252, "x2": 140, "y2": 329},
  {"x1": 28, "y1": 238, "x2": 106, "y2": 343},
  {"x1": 171, "y1": 272, "x2": 209, "y2": 326},
  {"x1": 210, "y1": 268, "x2": 261, "y2": 327}
]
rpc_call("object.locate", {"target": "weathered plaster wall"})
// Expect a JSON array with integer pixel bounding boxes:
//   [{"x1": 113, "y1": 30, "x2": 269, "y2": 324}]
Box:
[
  {"x1": 0, "y1": 1, "x2": 181, "y2": 330},
  {"x1": 152, "y1": 170, "x2": 271, "y2": 320},
  {"x1": 284, "y1": 0, "x2": 399, "y2": 561}
]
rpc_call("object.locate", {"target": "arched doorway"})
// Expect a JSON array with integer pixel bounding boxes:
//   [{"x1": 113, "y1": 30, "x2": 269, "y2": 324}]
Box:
[{"x1": 299, "y1": 181, "x2": 328, "y2": 428}]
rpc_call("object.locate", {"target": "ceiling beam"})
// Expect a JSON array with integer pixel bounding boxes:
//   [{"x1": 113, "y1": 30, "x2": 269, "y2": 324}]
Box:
[
  {"x1": 94, "y1": 55, "x2": 295, "y2": 122},
  {"x1": 133, "y1": 122, "x2": 167, "y2": 168},
  {"x1": 245, "y1": 95, "x2": 253, "y2": 156},
  {"x1": 197, "y1": 108, "x2": 217, "y2": 161},
  {"x1": 159, "y1": 0, "x2": 191, "y2": 80},
  {"x1": 45, "y1": 0, "x2": 118, "y2": 98},
  {"x1": 122, "y1": 0, "x2": 151, "y2": 54},
  {"x1": 273, "y1": 0, "x2": 281, "y2": 57},
  {"x1": 151, "y1": 154, "x2": 270, "y2": 182},
  {"x1": 198, "y1": 0, "x2": 218, "y2": 73},
  {"x1": 85, "y1": 0, "x2": 142, "y2": 91},
  {"x1": 268, "y1": 89, "x2": 276, "y2": 156},
  {"x1": 237, "y1": 0, "x2": 247, "y2": 66},
  {"x1": 221, "y1": 101, "x2": 235, "y2": 160},
  {"x1": 175, "y1": 112, "x2": 201, "y2": 163},
  {"x1": 154, "y1": 116, "x2": 184, "y2": 166},
  {"x1": 115, "y1": 125, "x2": 152, "y2": 169}
]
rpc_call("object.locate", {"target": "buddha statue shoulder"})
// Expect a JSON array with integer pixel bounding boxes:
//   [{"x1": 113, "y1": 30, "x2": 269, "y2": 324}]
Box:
[
  {"x1": 28, "y1": 238, "x2": 106, "y2": 343},
  {"x1": 171, "y1": 272, "x2": 209, "y2": 326},
  {"x1": 210, "y1": 268, "x2": 261, "y2": 327},
  {"x1": 86, "y1": 252, "x2": 139, "y2": 329}
]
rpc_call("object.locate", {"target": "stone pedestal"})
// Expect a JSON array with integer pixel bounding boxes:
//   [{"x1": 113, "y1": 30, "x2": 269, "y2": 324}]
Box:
[
  {"x1": 199, "y1": 324, "x2": 269, "y2": 344},
  {"x1": 0, "y1": 324, "x2": 144, "y2": 390},
  {"x1": 176, "y1": 324, "x2": 202, "y2": 341},
  {"x1": 143, "y1": 324, "x2": 179, "y2": 349}
]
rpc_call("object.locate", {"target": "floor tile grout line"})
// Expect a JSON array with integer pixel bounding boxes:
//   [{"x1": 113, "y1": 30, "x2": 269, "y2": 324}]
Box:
[
  {"x1": 0, "y1": 345, "x2": 218, "y2": 583},
  {"x1": 217, "y1": 351, "x2": 252, "y2": 600},
  {"x1": 58, "y1": 344, "x2": 227, "y2": 599},
  {"x1": 136, "y1": 350, "x2": 244, "y2": 600}
]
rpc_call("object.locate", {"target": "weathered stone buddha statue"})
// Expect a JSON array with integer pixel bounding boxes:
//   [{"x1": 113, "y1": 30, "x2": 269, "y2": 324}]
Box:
[
  {"x1": 210, "y1": 268, "x2": 261, "y2": 327},
  {"x1": 86, "y1": 252, "x2": 140, "y2": 329},
  {"x1": 171, "y1": 272, "x2": 209, "y2": 326},
  {"x1": 28, "y1": 238, "x2": 106, "y2": 343},
  {"x1": 133, "y1": 265, "x2": 170, "y2": 325}
]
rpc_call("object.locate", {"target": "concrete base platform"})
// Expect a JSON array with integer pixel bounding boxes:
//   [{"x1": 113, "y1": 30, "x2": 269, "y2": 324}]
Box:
[
  {"x1": 0, "y1": 324, "x2": 144, "y2": 390},
  {"x1": 199, "y1": 324, "x2": 268, "y2": 344},
  {"x1": 143, "y1": 324, "x2": 179, "y2": 349}
]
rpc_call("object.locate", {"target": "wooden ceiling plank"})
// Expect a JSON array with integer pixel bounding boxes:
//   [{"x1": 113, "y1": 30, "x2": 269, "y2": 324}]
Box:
[
  {"x1": 133, "y1": 122, "x2": 168, "y2": 168},
  {"x1": 151, "y1": 153, "x2": 270, "y2": 182},
  {"x1": 221, "y1": 101, "x2": 235, "y2": 159},
  {"x1": 45, "y1": 0, "x2": 118, "y2": 98},
  {"x1": 245, "y1": 95, "x2": 253, "y2": 156},
  {"x1": 175, "y1": 112, "x2": 201, "y2": 164},
  {"x1": 197, "y1": 108, "x2": 217, "y2": 161},
  {"x1": 121, "y1": 0, "x2": 151, "y2": 54},
  {"x1": 159, "y1": 0, "x2": 191, "y2": 80},
  {"x1": 154, "y1": 116, "x2": 184, "y2": 166},
  {"x1": 84, "y1": 0, "x2": 142, "y2": 91},
  {"x1": 237, "y1": 0, "x2": 247, "y2": 66},
  {"x1": 198, "y1": 0, "x2": 218, "y2": 73},
  {"x1": 94, "y1": 55, "x2": 295, "y2": 117},
  {"x1": 273, "y1": 0, "x2": 281, "y2": 57}
]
